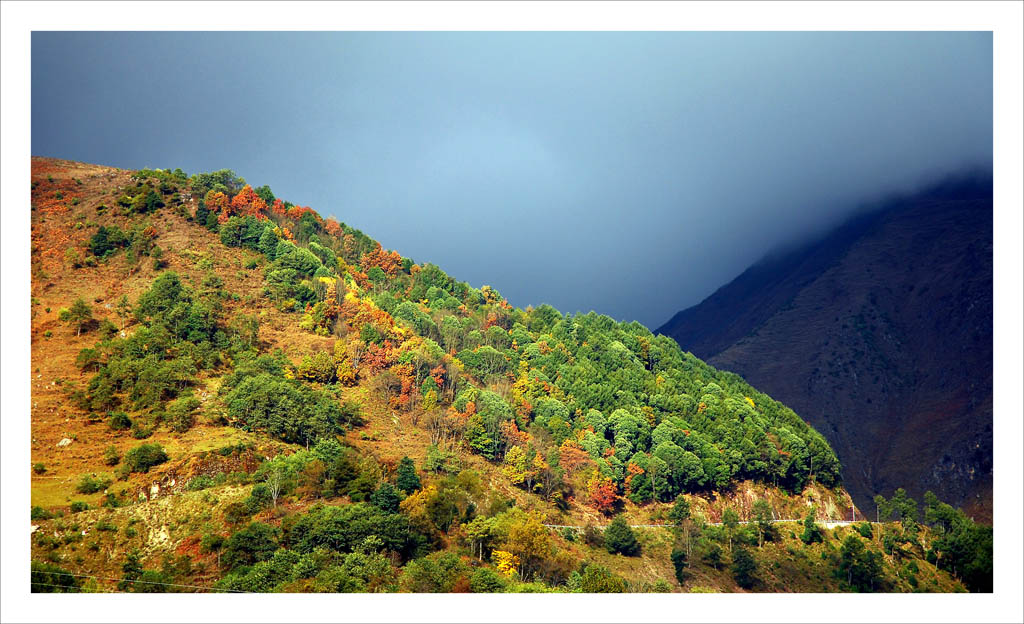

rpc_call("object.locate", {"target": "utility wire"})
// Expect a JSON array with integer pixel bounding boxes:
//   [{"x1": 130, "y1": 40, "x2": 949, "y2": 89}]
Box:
[{"x1": 35, "y1": 570, "x2": 246, "y2": 593}]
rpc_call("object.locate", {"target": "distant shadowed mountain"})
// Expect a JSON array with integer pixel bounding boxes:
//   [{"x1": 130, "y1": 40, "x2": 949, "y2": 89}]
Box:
[{"x1": 657, "y1": 175, "x2": 993, "y2": 521}]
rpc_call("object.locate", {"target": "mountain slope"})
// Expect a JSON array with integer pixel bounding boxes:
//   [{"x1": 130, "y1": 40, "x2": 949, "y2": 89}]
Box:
[
  {"x1": 657, "y1": 179, "x2": 993, "y2": 522},
  {"x1": 29, "y1": 157, "x2": 988, "y2": 594}
]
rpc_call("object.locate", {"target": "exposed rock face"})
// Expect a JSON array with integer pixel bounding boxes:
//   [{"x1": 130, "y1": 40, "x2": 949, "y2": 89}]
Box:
[{"x1": 657, "y1": 180, "x2": 992, "y2": 521}]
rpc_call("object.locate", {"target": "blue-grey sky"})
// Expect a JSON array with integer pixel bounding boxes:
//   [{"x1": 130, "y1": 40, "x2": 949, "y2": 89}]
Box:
[{"x1": 32, "y1": 32, "x2": 992, "y2": 328}]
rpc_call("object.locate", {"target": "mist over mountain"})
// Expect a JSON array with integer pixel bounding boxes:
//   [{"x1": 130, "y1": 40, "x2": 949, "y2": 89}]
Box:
[{"x1": 658, "y1": 173, "x2": 993, "y2": 520}]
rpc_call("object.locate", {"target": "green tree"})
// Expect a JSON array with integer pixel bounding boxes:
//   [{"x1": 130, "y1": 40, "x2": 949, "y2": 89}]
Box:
[
  {"x1": 115, "y1": 294, "x2": 132, "y2": 331},
  {"x1": 722, "y1": 508, "x2": 740, "y2": 551},
  {"x1": 701, "y1": 540, "x2": 723, "y2": 570},
  {"x1": 800, "y1": 508, "x2": 824, "y2": 545},
  {"x1": 604, "y1": 515, "x2": 640, "y2": 556},
  {"x1": 668, "y1": 494, "x2": 691, "y2": 526},
  {"x1": 370, "y1": 483, "x2": 403, "y2": 513},
  {"x1": 731, "y1": 545, "x2": 758, "y2": 589},
  {"x1": 837, "y1": 535, "x2": 882, "y2": 592},
  {"x1": 670, "y1": 548, "x2": 688, "y2": 584},
  {"x1": 221, "y1": 522, "x2": 280, "y2": 570},
  {"x1": 396, "y1": 456, "x2": 421, "y2": 494},
  {"x1": 63, "y1": 298, "x2": 93, "y2": 337},
  {"x1": 752, "y1": 499, "x2": 777, "y2": 547}
]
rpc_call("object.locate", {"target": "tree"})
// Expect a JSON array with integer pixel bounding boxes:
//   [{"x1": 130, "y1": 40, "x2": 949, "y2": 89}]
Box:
[
  {"x1": 669, "y1": 494, "x2": 691, "y2": 526},
  {"x1": 462, "y1": 516, "x2": 498, "y2": 562},
  {"x1": 837, "y1": 535, "x2": 882, "y2": 592},
  {"x1": 370, "y1": 483, "x2": 403, "y2": 513},
  {"x1": 670, "y1": 548, "x2": 688, "y2": 584},
  {"x1": 63, "y1": 297, "x2": 93, "y2": 337},
  {"x1": 495, "y1": 508, "x2": 551, "y2": 581},
  {"x1": 221, "y1": 522, "x2": 280, "y2": 570},
  {"x1": 702, "y1": 541, "x2": 723, "y2": 570},
  {"x1": 731, "y1": 545, "x2": 758, "y2": 589},
  {"x1": 669, "y1": 494, "x2": 694, "y2": 560},
  {"x1": 115, "y1": 295, "x2": 132, "y2": 331},
  {"x1": 502, "y1": 445, "x2": 529, "y2": 487},
  {"x1": 265, "y1": 465, "x2": 284, "y2": 508},
  {"x1": 587, "y1": 474, "x2": 619, "y2": 515},
  {"x1": 722, "y1": 508, "x2": 740, "y2": 551},
  {"x1": 752, "y1": 499, "x2": 777, "y2": 547},
  {"x1": 396, "y1": 456, "x2": 421, "y2": 494},
  {"x1": 800, "y1": 507, "x2": 824, "y2": 544},
  {"x1": 604, "y1": 515, "x2": 640, "y2": 556}
]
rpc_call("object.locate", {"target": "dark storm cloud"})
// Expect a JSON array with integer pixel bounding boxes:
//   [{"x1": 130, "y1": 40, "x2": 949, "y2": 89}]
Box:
[{"x1": 32, "y1": 32, "x2": 992, "y2": 328}]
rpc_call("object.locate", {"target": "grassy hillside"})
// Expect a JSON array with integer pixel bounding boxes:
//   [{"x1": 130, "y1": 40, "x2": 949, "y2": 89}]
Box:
[{"x1": 29, "y1": 157, "x2": 988, "y2": 593}]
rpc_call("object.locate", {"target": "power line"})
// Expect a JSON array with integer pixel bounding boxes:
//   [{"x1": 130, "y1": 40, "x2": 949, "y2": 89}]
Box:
[{"x1": 37, "y1": 570, "x2": 246, "y2": 593}]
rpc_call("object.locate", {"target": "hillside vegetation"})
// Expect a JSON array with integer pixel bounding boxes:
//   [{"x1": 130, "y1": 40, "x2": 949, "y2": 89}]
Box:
[{"x1": 29, "y1": 158, "x2": 989, "y2": 593}]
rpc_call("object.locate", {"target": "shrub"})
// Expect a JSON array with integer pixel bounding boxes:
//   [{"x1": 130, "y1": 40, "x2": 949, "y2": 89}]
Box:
[
  {"x1": 470, "y1": 568, "x2": 507, "y2": 593},
  {"x1": 31, "y1": 561, "x2": 82, "y2": 593},
  {"x1": 186, "y1": 475, "x2": 214, "y2": 491},
  {"x1": 167, "y1": 396, "x2": 200, "y2": 433},
  {"x1": 245, "y1": 483, "x2": 272, "y2": 514},
  {"x1": 582, "y1": 524, "x2": 604, "y2": 548},
  {"x1": 103, "y1": 445, "x2": 121, "y2": 466},
  {"x1": 399, "y1": 552, "x2": 469, "y2": 592},
  {"x1": 102, "y1": 491, "x2": 125, "y2": 508},
  {"x1": 70, "y1": 501, "x2": 89, "y2": 513},
  {"x1": 31, "y1": 506, "x2": 54, "y2": 521},
  {"x1": 33, "y1": 463, "x2": 46, "y2": 475},
  {"x1": 576, "y1": 564, "x2": 626, "y2": 593},
  {"x1": 856, "y1": 522, "x2": 873, "y2": 539},
  {"x1": 76, "y1": 475, "x2": 112, "y2": 494},
  {"x1": 108, "y1": 412, "x2": 132, "y2": 431},
  {"x1": 123, "y1": 443, "x2": 168, "y2": 473},
  {"x1": 223, "y1": 502, "x2": 251, "y2": 525},
  {"x1": 130, "y1": 421, "x2": 153, "y2": 439},
  {"x1": 200, "y1": 533, "x2": 225, "y2": 554}
]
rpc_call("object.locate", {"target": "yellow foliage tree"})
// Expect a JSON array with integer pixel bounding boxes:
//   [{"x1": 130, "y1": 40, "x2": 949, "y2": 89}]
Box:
[{"x1": 492, "y1": 550, "x2": 520, "y2": 578}]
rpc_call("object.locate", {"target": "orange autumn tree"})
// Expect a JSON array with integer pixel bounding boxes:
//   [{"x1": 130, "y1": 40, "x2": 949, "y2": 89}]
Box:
[
  {"x1": 230, "y1": 185, "x2": 269, "y2": 219},
  {"x1": 205, "y1": 190, "x2": 230, "y2": 223},
  {"x1": 324, "y1": 217, "x2": 343, "y2": 237},
  {"x1": 587, "y1": 473, "x2": 619, "y2": 515},
  {"x1": 362, "y1": 243, "x2": 403, "y2": 277},
  {"x1": 557, "y1": 439, "x2": 592, "y2": 476}
]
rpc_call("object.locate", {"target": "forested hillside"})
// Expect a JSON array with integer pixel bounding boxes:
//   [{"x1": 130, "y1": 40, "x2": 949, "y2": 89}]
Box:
[{"x1": 29, "y1": 158, "x2": 990, "y2": 593}]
